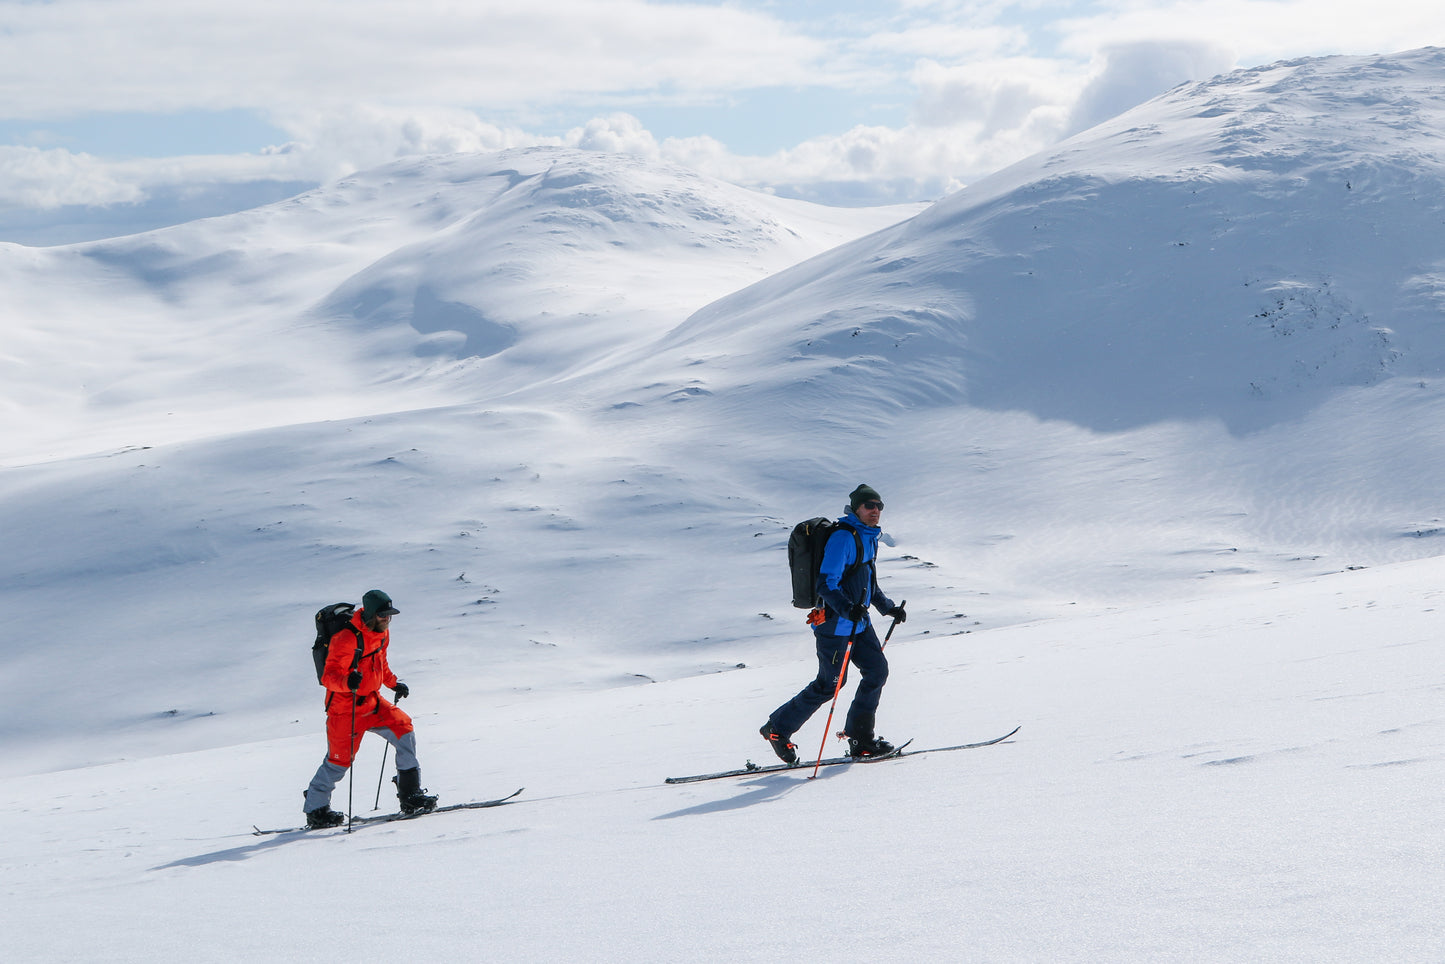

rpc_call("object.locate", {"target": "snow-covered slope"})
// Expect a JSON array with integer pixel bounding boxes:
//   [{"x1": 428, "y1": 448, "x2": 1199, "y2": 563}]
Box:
[
  {"x1": 5, "y1": 49, "x2": 1445, "y2": 962},
  {"x1": 7, "y1": 557, "x2": 1444, "y2": 961},
  {"x1": 0, "y1": 148, "x2": 918, "y2": 465}
]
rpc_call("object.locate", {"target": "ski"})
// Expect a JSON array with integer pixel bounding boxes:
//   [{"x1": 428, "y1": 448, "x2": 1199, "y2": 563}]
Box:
[
  {"x1": 252, "y1": 787, "x2": 524, "y2": 835},
  {"x1": 665, "y1": 741, "x2": 913, "y2": 784},
  {"x1": 912, "y1": 725, "x2": 1020, "y2": 754},
  {"x1": 664, "y1": 726, "x2": 1020, "y2": 785}
]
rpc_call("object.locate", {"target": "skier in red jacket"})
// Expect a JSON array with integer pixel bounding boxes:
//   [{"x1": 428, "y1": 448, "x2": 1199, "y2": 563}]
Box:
[{"x1": 303, "y1": 589, "x2": 437, "y2": 828}]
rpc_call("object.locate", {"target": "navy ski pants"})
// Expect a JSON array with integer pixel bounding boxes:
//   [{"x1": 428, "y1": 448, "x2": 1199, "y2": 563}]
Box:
[{"x1": 768, "y1": 623, "x2": 889, "y2": 741}]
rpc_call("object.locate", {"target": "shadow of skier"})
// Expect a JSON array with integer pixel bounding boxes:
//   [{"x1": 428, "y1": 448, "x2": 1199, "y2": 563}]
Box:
[
  {"x1": 149, "y1": 832, "x2": 299, "y2": 870},
  {"x1": 651, "y1": 765, "x2": 848, "y2": 820}
]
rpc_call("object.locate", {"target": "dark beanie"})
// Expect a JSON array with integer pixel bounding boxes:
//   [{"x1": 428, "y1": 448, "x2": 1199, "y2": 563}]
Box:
[
  {"x1": 848, "y1": 483, "x2": 882, "y2": 511},
  {"x1": 362, "y1": 589, "x2": 400, "y2": 617}
]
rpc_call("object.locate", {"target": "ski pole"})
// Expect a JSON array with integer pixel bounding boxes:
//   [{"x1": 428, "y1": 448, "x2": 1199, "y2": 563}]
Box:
[
  {"x1": 375, "y1": 684, "x2": 406, "y2": 809},
  {"x1": 883, "y1": 599, "x2": 906, "y2": 646},
  {"x1": 373, "y1": 743, "x2": 390, "y2": 810},
  {"x1": 345, "y1": 692, "x2": 357, "y2": 833},
  {"x1": 809, "y1": 636, "x2": 855, "y2": 779}
]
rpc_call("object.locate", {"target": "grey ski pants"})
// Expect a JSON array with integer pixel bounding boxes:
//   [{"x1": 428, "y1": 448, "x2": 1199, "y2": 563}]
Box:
[{"x1": 304, "y1": 728, "x2": 419, "y2": 813}]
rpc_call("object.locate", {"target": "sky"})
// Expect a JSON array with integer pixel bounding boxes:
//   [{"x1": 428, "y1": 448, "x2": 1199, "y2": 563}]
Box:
[{"x1": 0, "y1": 0, "x2": 1441, "y2": 239}]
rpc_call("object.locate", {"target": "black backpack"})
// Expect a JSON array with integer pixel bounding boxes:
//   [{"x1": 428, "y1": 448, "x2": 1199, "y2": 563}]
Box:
[
  {"x1": 312, "y1": 603, "x2": 364, "y2": 684},
  {"x1": 787, "y1": 517, "x2": 864, "y2": 609}
]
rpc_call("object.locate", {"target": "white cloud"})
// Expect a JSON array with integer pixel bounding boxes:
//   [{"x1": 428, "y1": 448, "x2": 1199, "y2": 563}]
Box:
[
  {"x1": 1067, "y1": 41, "x2": 1238, "y2": 133},
  {"x1": 816, "y1": 121, "x2": 1033, "y2": 184},
  {"x1": 564, "y1": 114, "x2": 663, "y2": 157},
  {"x1": 856, "y1": 22, "x2": 1028, "y2": 62},
  {"x1": 1053, "y1": 0, "x2": 1441, "y2": 64},
  {"x1": 0, "y1": 147, "x2": 145, "y2": 208},
  {"x1": 269, "y1": 105, "x2": 558, "y2": 180},
  {"x1": 0, "y1": 1, "x2": 830, "y2": 116},
  {"x1": 911, "y1": 57, "x2": 1077, "y2": 132}
]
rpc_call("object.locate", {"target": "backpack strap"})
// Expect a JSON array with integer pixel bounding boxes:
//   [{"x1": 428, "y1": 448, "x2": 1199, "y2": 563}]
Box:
[
  {"x1": 348, "y1": 625, "x2": 365, "y2": 670},
  {"x1": 836, "y1": 520, "x2": 867, "y2": 580},
  {"x1": 823, "y1": 522, "x2": 869, "y2": 617},
  {"x1": 325, "y1": 624, "x2": 368, "y2": 710}
]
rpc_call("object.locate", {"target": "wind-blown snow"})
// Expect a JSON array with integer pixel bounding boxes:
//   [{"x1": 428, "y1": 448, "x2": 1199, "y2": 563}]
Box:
[{"x1": 4, "y1": 49, "x2": 1445, "y2": 962}]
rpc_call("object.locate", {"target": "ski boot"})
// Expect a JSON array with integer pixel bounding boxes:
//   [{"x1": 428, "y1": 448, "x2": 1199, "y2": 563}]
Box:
[
  {"x1": 305, "y1": 807, "x2": 346, "y2": 829},
  {"x1": 394, "y1": 766, "x2": 438, "y2": 814},
  {"x1": 760, "y1": 722, "x2": 799, "y2": 765},
  {"x1": 845, "y1": 734, "x2": 896, "y2": 759}
]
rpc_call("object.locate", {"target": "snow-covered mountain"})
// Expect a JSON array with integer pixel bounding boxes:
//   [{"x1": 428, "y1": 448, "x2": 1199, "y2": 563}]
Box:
[
  {"x1": 0, "y1": 148, "x2": 918, "y2": 465},
  {"x1": 626, "y1": 48, "x2": 1445, "y2": 434},
  {"x1": 6, "y1": 49, "x2": 1445, "y2": 963}
]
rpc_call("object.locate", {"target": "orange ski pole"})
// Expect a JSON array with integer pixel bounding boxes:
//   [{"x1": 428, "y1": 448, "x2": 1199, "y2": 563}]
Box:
[{"x1": 809, "y1": 636, "x2": 855, "y2": 779}]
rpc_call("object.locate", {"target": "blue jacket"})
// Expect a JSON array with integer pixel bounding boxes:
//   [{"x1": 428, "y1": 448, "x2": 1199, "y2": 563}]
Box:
[{"x1": 814, "y1": 513, "x2": 896, "y2": 637}]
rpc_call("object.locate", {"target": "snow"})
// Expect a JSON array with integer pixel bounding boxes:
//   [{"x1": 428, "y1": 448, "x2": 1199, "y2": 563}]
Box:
[{"x1": 5, "y1": 49, "x2": 1445, "y2": 961}]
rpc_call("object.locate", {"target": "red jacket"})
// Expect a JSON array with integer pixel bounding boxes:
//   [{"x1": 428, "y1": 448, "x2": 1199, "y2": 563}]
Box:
[{"x1": 321, "y1": 609, "x2": 398, "y2": 701}]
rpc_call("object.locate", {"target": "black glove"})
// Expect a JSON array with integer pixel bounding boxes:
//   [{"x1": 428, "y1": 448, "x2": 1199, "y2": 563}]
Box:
[
  {"x1": 847, "y1": 602, "x2": 868, "y2": 623},
  {"x1": 393, "y1": 681, "x2": 410, "y2": 700},
  {"x1": 346, "y1": 670, "x2": 362, "y2": 692},
  {"x1": 884, "y1": 603, "x2": 907, "y2": 624}
]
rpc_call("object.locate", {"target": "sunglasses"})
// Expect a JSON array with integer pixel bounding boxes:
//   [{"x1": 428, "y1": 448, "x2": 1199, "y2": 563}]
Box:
[{"x1": 859, "y1": 500, "x2": 884, "y2": 511}]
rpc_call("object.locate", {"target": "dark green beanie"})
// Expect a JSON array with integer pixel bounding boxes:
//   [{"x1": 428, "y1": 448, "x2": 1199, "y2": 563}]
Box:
[
  {"x1": 848, "y1": 483, "x2": 883, "y2": 511},
  {"x1": 362, "y1": 589, "x2": 400, "y2": 617}
]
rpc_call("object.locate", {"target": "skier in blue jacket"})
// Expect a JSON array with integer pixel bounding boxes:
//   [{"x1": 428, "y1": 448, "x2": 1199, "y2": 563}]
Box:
[{"x1": 761, "y1": 483, "x2": 907, "y2": 763}]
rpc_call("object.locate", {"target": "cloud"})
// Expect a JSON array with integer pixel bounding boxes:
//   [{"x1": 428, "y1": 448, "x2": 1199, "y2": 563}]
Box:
[
  {"x1": 680, "y1": 119, "x2": 1046, "y2": 202},
  {"x1": 565, "y1": 114, "x2": 663, "y2": 157},
  {"x1": 269, "y1": 105, "x2": 558, "y2": 180},
  {"x1": 0, "y1": 147, "x2": 145, "y2": 208},
  {"x1": 0, "y1": 1, "x2": 830, "y2": 116},
  {"x1": 856, "y1": 22, "x2": 1028, "y2": 63},
  {"x1": 272, "y1": 108, "x2": 679, "y2": 180},
  {"x1": 1067, "y1": 41, "x2": 1238, "y2": 133},
  {"x1": 911, "y1": 57, "x2": 1076, "y2": 134}
]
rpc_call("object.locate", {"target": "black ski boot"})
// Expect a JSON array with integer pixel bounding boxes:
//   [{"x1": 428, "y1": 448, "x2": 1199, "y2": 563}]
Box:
[
  {"x1": 394, "y1": 766, "x2": 438, "y2": 814},
  {"x1": 846, "y1": 734, "x2": 896, "y2": 759},
  {"x1": 305, "y1": 807, "x2": 346, "y2": 829},
  {"x1": 760, "y1": 721, "x2": 799, "y2": 765}
]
